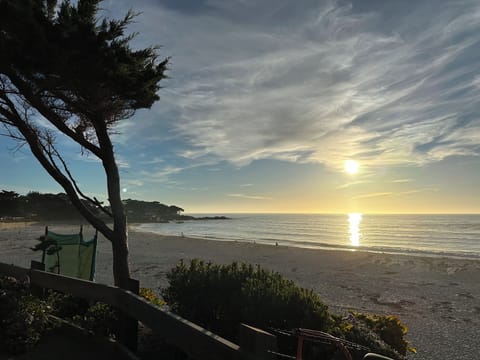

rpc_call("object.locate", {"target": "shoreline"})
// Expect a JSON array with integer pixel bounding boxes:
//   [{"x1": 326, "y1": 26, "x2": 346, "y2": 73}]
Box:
[
  {"x1": 131, "y1": 225, "x2": 480, "y2": 261},
  {"x1": 1, "y1": 222, "x2": 479, "y2": 359}
]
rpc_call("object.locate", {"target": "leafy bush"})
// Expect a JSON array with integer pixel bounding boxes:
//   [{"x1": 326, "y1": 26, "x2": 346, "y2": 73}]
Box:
[
  {"x1": 163, "y1": 259, "x2": 413, "y2": 360},
  {"x1": 46, "y1": 290, "x2": 118, "y2": 337},
  {"x1": 0, "y1": 276, "x2": 52, "y2": 354},
  {"x1": 79, "y1": 302, "x2": 118, "y2": 336},
  {"x1": 140, "y1": 287, "x2": 166, "y2": 307},
  {"x1": 46, "y1": 291, "x2": 89, "y2": 319},
  {"x1": 334, "y1": 312, "x2": 415, "y2": 358},
  {"x1": 162, "y1": 259, "x2": 332, "y2": 341}
]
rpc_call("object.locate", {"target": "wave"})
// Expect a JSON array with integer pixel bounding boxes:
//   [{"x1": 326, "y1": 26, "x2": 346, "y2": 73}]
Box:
[{"x1": 132, "y1": 214, "x2": 480, "y2": 259}]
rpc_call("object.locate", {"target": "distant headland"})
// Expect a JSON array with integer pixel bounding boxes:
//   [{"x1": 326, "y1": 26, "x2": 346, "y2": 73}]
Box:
[{"x1": 0, "y1": 190, "x2": 229, "y2": 223}]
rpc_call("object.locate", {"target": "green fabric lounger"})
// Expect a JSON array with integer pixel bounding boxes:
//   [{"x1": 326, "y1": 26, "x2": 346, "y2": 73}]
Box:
[{"x1": 42, "y1": 226, "x2": 97, "y2": 281}]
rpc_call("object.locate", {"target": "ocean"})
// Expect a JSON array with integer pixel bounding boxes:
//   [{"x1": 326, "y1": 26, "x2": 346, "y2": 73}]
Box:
[{"x1": 132, "y1": 214, "x2": 480, "y2": 259}]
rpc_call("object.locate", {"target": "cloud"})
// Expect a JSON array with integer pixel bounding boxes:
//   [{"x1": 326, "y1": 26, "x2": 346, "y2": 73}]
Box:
[
  {"x1": 228, "y1": 193, "x2": 272, "y2": 200},
  {"x1": 351, "y1": 192, "x2": 392, "y2": 200},
  {"x1": 123, "y1": 179, "x2": 144, "y2": 187},
  {"x1": 115, "y1": 156, "x2": 130, "y2": 169},
  {"x1": 140, "y1": 157, "x2": 165, "y2": 165},
  {"x1": 399, "y1": 187, "x2": 439, "y2": 195},
  {"x1": 336, "y1": 180, "x2": 372, "y2": 189},
  {"x1": 392, "y1": 178, "x2": 414, "y2": 183},
  {"x1": 110, "y1": 0, "x2": 480, "y2": 172},
  {"x1": 138, "y1": 166, "x2": 185, "y2": 183},
  {"x1": 351, "y1": 187, "x2": 438, "y2": 200}
]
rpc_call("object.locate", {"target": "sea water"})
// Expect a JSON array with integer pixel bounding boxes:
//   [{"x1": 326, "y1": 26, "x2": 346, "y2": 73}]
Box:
[{"x1": 133, "y1": 214, "x2": 480, "y2": 259}]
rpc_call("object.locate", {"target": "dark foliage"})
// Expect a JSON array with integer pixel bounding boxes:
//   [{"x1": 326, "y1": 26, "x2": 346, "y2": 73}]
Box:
[
  {"x1": 0, "y1": 0, "x2": 168, "y2": 123},
  {"x1": 162, "y1": 259, "x2": 332, "y2": 342},
  {"x1": 0, "y1": 279, "x2": 118, "y2": 355},
  {"x1": 123, "y1": 199, "x2": 188, "y2": 222},
  {"x1": 46, "y1": 290, "x2": 118, "y2": 337},
  {"x1": 0, "y1": 190, "x2": 100, "y2": 220},
  {"x1": 0, "y1": 0, "x2": 169, "y2": 288},
  {"x1": 0, "y1": 276, "x2": 52, "y2": 354},
  {"x1": 335, "y1": 312, "x2": 414, "y2": 358},
  {"x1": 163, "y1": 260, "x2": 413, "y2": 360},
  {"x1": 0, "y1": 189, "x2": 187, "y2": 222}
]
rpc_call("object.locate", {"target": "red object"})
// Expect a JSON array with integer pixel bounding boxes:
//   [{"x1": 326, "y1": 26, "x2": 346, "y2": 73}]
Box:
[{"x1": 296, "y1": 335, "x2": 304, "y2": 360}]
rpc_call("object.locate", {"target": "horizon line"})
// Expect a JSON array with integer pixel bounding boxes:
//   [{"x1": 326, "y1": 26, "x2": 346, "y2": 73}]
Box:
[{"x1": 184, "y1": 211, "x2": 480, "y2": 215}]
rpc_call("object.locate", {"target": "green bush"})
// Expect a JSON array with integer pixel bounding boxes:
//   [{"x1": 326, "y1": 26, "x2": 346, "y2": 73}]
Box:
[
  {"x1": 46, "y1": 291, "x2": 89, "y2": 319},
  {"x1": 0, "y1": 278, "x2": 118, "y2": 355},
  {"x1": 163, "y1": 259, "x2": 413, "y2": 360},
  {"x1": 333, "y1": 312, "x2": 415, "y2": 358},
  {"x1": 140, "y1": 287, "x2": 166, "y2": 307},
  {"x1": 46, "y1": 290, "x2": 118, "y2": 337},
  {"x1": 79, "y1": 302, "x2": 118, "y2": 337},
  {"x1": 0, "y1": 276, "x2": 52, "y2": 354},
  {"x1": 162, "y1": 259, "x2": 332, "y2": 341}
]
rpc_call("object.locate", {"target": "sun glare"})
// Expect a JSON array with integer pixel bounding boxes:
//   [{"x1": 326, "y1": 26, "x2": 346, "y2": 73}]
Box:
[
  {"x1": 348, "y1": 213, "x2": 362, "y2": 246},
  {"x1": 344, "y1": 160, "x2": 359, "y2": 174}
]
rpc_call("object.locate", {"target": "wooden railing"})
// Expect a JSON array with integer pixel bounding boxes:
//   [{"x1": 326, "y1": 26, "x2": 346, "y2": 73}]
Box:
[{"x1": 0, "y1": 261, "x2": 277, "y2": 360}]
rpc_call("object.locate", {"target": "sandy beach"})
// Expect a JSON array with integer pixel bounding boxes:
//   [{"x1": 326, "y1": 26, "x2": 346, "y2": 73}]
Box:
[{"x1": 1, "y1": 222, "x2": 479, "y2": 359}]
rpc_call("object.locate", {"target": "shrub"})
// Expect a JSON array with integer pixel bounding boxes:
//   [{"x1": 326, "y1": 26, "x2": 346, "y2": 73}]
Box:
[
  {"x1": 162, "y1": 259, "x2": 332, "y2": 341},
  {"x1": 163, "y1": 259, "x2": 413, "y2": 360},
  {"x1": 140, "y1": 287, "x2": 166, "y2": 307},
  {"x1": 46, "y1": 290, "x2": 117, "y2": 337},
  {"x1": 337, "y1": 312, "x2": 415, "y2": 358},
  {"x1": 0, "y1": 276, "x2": 52, "y2": 354},
  {"x1": 0, "y1": 278, "x2": 119, "y2": 354},
  {"x1": 79, "y1": 302, "x2": 118, "y2": 337},
  {"x1": 46, "y1": 290, "x2": 89, "y2": 319}
]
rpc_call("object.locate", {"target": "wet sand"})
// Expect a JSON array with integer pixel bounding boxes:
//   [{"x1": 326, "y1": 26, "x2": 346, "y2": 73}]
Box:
[{"x1": 1, "y1": 222, "x2": 479, "y2": 359}]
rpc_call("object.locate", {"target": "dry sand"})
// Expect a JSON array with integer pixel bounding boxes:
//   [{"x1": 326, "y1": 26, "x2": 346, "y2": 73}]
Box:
[{"x1": 1, "y1": 222, "x2": 479, "y2": 359}]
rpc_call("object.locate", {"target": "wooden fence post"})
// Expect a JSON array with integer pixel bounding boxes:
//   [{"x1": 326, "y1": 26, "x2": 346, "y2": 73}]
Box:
[
  {"x1": 117, "y1": 278, "x2": 140, "y2": 352},
  {"x1": 239, "y1": 323, "x2": 278, "y2": 360},
  {"x1": 30, "y1": 260, "x2": 45, "y2": 297}
]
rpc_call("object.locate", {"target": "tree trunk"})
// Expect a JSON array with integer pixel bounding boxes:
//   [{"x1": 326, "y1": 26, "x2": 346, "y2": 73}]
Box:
[
  {"x1": 111, "y1": 220, "x2": 131, "y2": 289},
  {"x1": 97, "y1": 120, "x2": 132, "y2": 289}
]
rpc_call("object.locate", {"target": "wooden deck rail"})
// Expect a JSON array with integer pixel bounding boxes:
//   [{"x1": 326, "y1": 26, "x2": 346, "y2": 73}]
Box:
[{"x1": 0, "y1": 261, "x2": 276, "y2": 360}]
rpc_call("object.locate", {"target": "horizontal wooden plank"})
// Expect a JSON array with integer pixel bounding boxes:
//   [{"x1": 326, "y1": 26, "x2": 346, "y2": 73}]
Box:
[
  {"x1": 0, "y1": 262, "x2": 264, "y2": 360},
  {"x1": 117, "y1": 290, "x2": 243, "y2": 360},
  {"x1": 239, "y1": 324, "x2": 277, "y2": 360},
  {"x1": 0, "y1": 262, "x2": 30, "y2": 280},
  {"x1": 28, "y1": 269, "x2": 121, "y2": 306}
]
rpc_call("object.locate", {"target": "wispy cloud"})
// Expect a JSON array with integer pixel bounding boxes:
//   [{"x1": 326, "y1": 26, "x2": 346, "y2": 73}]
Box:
[
  {"x1": 139, "y1": 166, "x2": 185, "y2": 183},
  {"x1": 351, "y1": 187, "x2": 438, "y2": 200},
  {"x1": 337, "y1": 180, "x2": 372, "y2": 189},
  {"x1": 351, "y1": 192, "x2": 393, "y2": 200},
  {"x1": 392, "y1": 178, "x2": 415, "y2": 183},
  {"x1": 399, "y1": 187, "x2": 439, "y2": 195},
  {"x1": 116, "y1": 0, "x2": 480, "y2": 172},
  {"x1": 140, "y1": 157, "x2": 165, "y2": 165},
  {"x1": 123, "y1": 179, "x2": 144, "y2": 187},
  {"x1": 116, "y1": 156, "x2": 130, "y2": 169},
  {"x1": 228, "y1": 193, "x2": 272, "y2": 200}
]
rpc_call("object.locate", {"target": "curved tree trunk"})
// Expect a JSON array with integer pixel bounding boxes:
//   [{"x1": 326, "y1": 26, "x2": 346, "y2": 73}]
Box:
[
  {"x1": 97, "y1": 120, "x2": 131, "y2": 289},
  {"x1": 111, "y1": 222, "x2": 130, "y2": 289},
  {"x1": 0, "y1": 1, "x2": 167, "y2": 291}
]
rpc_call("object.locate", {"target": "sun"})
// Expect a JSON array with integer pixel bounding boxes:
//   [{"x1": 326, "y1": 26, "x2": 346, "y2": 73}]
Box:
[{"x1": 344, "y1": 160, "x2": 359, "y2": 175}]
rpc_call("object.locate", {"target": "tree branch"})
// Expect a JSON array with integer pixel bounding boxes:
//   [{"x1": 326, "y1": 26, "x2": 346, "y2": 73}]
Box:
[
  {"x1": 4, "y1": 70, "x2": 103, "y2": 158},
  {"x1": 0, "y1": 103, "x2": 115, "y2": 240},
  {"x1": 50, "y1": 145, "x2": 113, "y2": 218}
]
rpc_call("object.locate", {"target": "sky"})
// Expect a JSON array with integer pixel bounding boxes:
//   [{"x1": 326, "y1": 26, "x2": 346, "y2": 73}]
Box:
[{"x1": 1, "y1": 0, "x2": 480, "y2": 214}]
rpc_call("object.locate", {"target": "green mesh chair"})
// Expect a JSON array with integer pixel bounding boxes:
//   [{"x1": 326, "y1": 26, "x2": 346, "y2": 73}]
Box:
[{"x1": 41, "y1": 226, "x2": 98, "y2": 281}]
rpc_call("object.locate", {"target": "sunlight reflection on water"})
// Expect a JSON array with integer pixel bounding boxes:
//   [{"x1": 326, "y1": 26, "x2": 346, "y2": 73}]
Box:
[{"x1": 348, "y1": 213, "x2": 362, "y2": 246}]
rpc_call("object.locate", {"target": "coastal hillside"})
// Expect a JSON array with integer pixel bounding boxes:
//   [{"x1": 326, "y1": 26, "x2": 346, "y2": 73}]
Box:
[{"x1": 0, "y1": 190, "x2": 189, "y2": 222}]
